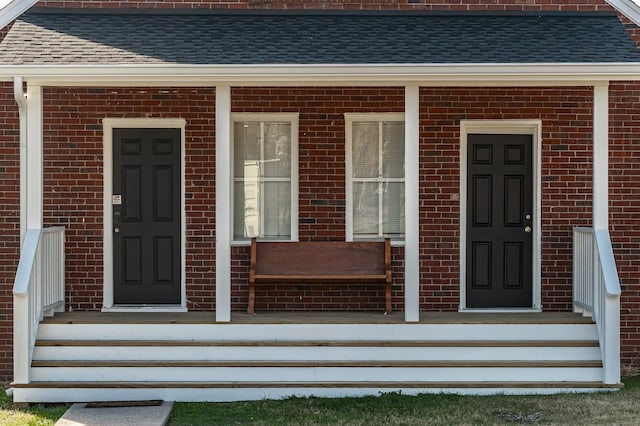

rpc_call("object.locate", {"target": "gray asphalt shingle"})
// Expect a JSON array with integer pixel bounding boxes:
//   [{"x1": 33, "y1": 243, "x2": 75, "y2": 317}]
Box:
[{"x1": 0, "y1": 11, "x2": 638, "y2": 65}]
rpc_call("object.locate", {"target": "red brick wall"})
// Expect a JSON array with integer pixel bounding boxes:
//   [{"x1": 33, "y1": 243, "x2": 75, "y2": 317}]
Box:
[
  {"x1": 39, "y1": 86, "x2": 596, "y2": 314},
  {"x1": 33, "y1": 0, "x2": 614, "y2": 11},
  {"x1": 620, "y1": 14, "x2": 640, "y2": 48},
  {"x1": 610, "y1": 81, "x2": 640, "y2": 371},
  {"x1": 226, "y1": 86, "x2": 596, "y2": 313},
  {"x1": 419, "y1": 87, "x2": 594, "y2": 311},
  {"x1": 0, "y1": 22, "x2": 13, "y2": 42},
  {"x1": 42, "y1": 87, "x2": 216, "y2": 311},
  {"x1": 0, "y1": 82, "x2": 20, "y2": 379},
  {"x1": 1, "y1": 83, "x2": 639, "y2": 372},
  {"x1": 231, "y1": 87, "x2": 406, "y2": 311}
]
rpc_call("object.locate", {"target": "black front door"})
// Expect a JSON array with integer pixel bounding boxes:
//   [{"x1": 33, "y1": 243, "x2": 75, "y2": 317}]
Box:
[
  {"x1": 466, "y1": 134, "x2": 533, "y2": 308},
  {"x1": 113, "y1": 128, "x2": 181, "y2": 304}
]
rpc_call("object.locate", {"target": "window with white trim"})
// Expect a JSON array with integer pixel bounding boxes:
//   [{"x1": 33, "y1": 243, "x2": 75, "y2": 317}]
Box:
[
  {"x1": 232, "y1": 113, "x2": 298, "y2": 242},
  {"x1": 346, "y1": 113, "x2": 405, "y2": 241}
]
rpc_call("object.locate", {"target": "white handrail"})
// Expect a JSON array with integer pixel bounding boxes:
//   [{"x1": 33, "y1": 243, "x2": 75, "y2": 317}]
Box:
[
  {"x1": 593, "y1": 229, "x2": 621, "y2": 297},
  {"x1": 573, "y1": 227, "x2": 621, "y2": 385},
  {"x1": 13, "y1": 227, "x2": 65, "y2": 384}
]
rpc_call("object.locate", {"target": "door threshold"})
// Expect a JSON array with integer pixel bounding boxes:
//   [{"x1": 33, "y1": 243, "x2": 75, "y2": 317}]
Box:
[
  {"x1": 102, "y1": 305, "x2": 188, "y2": 313},
  {"x1": 459, "y1": 308, "x2": 542, "y2": 314}
]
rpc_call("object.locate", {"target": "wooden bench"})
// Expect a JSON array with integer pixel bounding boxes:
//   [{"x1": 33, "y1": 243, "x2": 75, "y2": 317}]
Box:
[{"x1": 248, "y1": 238, "x2": 392, "y2": 315}]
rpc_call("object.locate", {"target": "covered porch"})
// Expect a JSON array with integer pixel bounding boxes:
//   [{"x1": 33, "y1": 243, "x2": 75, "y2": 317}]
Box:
[{"x1": 2, "y1": 9, "x2": 636, "y2": 401}]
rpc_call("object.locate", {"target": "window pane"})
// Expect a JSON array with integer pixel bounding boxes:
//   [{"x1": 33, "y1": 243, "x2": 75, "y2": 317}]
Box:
[
  {"x1": 382, "y1": 182, "x2": 405, "y2": 237},
  {"x1": 353, "y1": 181, "x2": 379, "y2": 237},
  {"x1": 263, "y1": 181, "x2": 291, "y2": 239},
  {"x1": 352, "y1": 122, "x2": 379, "y2": 178},
  {"x1": 233, "y1": 122, "x2": 260, "y2": 179},
  {"x1": 382, "y1": 121, "x2": 404, "y2": 178},
  {"x1": 263, "y1": 123, "x2": 291, "y2": 178},
  {"x1": 233, "y1": 116, "x2": 296, "y2": 241},
  {"x1": 233, "y1": 181, "x2": 261, "y2": 241}
]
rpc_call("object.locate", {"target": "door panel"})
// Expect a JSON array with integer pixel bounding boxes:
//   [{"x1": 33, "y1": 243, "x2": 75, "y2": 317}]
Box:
[
  {"x1": 466, "y1": 134, "x2": 533, "y2": 308},
  {"x1": 113, "y1": 128, "x2": 181, "y2": 304}
]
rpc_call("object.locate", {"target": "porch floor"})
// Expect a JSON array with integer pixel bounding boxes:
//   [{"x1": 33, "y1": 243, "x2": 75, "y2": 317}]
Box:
[{"x1": 41, "y1": 310, "x2": 594, "y2": 325}]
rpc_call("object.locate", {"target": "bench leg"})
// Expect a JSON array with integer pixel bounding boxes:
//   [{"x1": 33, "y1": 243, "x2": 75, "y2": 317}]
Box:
[
  {"x1": 247, "y1": 280, "x2": 256, "y2": 315},
  {"x1": 385, "y1": 280, "x2": 392, "y2": 315}
]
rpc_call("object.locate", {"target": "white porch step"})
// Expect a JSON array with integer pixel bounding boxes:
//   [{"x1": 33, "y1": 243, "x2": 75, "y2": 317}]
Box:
[
  {"x1": 33, "y1": 343, "x2": 601, "y2": 362},
  {"x1": 13, "y1": 314, "x2": 616, "y2": 402},
  {"x1": 34, "y1": 322, "x2": 599, "y2": 342},
  {"x1": 31, "y1": 364, "x2": 604, "y2": 383}
]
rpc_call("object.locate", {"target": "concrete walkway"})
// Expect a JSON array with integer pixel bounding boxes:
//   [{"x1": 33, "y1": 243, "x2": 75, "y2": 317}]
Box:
[{"x1": 55, "y1": 401, "x2": 173, "y2": 426}]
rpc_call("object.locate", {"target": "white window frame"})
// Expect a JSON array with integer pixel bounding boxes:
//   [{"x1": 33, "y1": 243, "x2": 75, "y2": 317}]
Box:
[
  {"x1": 231, "y1": 113, "x2": 299, "y2": 244},
  {"x1": 345, "y1": 113, "x2": 405, "y2": 243}
]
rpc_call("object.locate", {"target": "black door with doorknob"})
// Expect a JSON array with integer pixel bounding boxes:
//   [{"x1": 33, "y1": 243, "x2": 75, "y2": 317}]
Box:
[
  {"x1": 466, "y1": 134, "x2": 533, "y2": 308},
  {"x1": 112, "y1": 128, "x2": 181, "y2": 304}
]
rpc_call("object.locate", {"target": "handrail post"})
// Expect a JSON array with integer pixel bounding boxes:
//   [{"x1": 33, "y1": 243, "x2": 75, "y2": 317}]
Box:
[
  {"x1": 13, "y1": 293, "x2": 31, "y2": 384},
  {"x1": 602, "y1": 293, "x2": 621, "y2": 384}
]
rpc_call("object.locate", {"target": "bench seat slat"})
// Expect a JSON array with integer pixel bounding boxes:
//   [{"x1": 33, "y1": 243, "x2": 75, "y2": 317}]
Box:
[{"x1": 253, "y1": 274, "x2": 388, "y2": 282}]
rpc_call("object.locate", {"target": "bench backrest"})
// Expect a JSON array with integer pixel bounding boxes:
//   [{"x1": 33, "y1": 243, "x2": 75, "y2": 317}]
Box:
[{"x1": 252, "y1": 239, "x2": 389, "y2": 276}]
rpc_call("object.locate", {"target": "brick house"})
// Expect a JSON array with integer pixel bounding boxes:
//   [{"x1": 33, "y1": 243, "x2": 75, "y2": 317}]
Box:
[{"x1": 1, "y1": 0, "x2": 640, "y2": 402}]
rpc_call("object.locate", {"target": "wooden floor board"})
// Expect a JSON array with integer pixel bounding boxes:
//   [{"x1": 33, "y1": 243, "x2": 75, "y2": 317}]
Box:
[{"x1": 40, "y1": 311, "x2": 594, "y2": 325}]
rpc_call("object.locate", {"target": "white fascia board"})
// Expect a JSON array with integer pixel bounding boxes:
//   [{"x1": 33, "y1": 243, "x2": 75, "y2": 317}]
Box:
[
  {"x1": 607, "y1": 0, "x2": 640, "y2": 27},
  {"x1": 0, "y1": 0, "x2": 38, "y2": 29},
  {"x1": 1, "y1": 63, "x2": 640, "y2": 86}
]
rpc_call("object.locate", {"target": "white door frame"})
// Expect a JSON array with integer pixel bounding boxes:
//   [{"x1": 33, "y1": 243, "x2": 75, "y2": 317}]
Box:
[
  {"x1": 102, "y1": 118, "x2": 187, "y2": 312},
  {"x1": 459, "y1": 120, "x2": 542, "y2": 312}
]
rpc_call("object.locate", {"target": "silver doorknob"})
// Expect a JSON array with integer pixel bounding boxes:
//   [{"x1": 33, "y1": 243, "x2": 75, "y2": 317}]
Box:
[
  {"x1": 114, "y1": 227, "x2": 120, "y2": 234},
  {"x1": 524, "y1": 226, "x2": 532, "y2": 234}
]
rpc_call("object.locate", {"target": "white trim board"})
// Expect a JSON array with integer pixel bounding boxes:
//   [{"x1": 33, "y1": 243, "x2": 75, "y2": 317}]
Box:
[
  {"x1": 1, "y1": 64, "x2": 638, "y2": 87},
  {"x1": 459, "y1": 120, "x2": 543, "y2": 312},
  {"x1": 0, "y1": 0, "x2": 38, "y2": 29},
  {"x1": 102, "y1": 118, "x2": 187, "y2": 312},
  {"x1": 607, "y1": 0, "x2": 640, "y2": 28}
]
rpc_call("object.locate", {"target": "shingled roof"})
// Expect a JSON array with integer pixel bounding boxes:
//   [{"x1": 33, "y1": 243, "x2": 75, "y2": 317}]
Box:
[{"x1": 0, "y1": 10, "x2": 639, "y2": 65}]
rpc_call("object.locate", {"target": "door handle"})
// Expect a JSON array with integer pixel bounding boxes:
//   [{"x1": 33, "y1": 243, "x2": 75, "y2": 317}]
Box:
[
  {"x1": 524, "y1": 226, "x2": 532, "y2": 234},
  {"x1": 114, "y1": 227, "x2": 120, "y2": 234}
]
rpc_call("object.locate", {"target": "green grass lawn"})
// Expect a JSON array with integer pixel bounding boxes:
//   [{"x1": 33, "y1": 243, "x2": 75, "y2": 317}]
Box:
[
  {"x1": 0, "y1": 390, "x2": 69, "y2": 426},
  {"x1": 2, "y1": 377, "x2": 639, "y2": 425},
  {"x1": 169, "y1": 376, "x2": 640, "y2": 426}
]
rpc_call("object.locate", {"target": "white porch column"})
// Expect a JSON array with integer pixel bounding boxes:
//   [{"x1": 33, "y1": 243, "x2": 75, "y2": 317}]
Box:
[
  {"x1": 593, "y1": 83, "x2": 609, "y2": 230},
  {"x1": 14, "y1": 77, "x2": 27, "y2": 245},
  {"x1": 215, "y1": 85, "x2": 232, "y2": 322},
  {"x1": 593, "y1": 82, "x2": 621, "y2": 384},
  {"x1": 404, "y1": 84, "x2": 420, "y2": 322},
  {"x1": 21, "y1": 82, "x2": 43, "y2": 233}
]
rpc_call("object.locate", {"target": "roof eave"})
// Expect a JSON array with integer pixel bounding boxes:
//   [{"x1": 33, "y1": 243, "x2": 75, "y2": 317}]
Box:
[
  {"x1": 1, "y1": 63, "x2": 640, "y2": 86},
  {"x1": 0, "y1": 0, "x2": 39, "y2": 29},
  {"x1": 606, "y1": 0, "x2": 640, "y2": 27}
]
